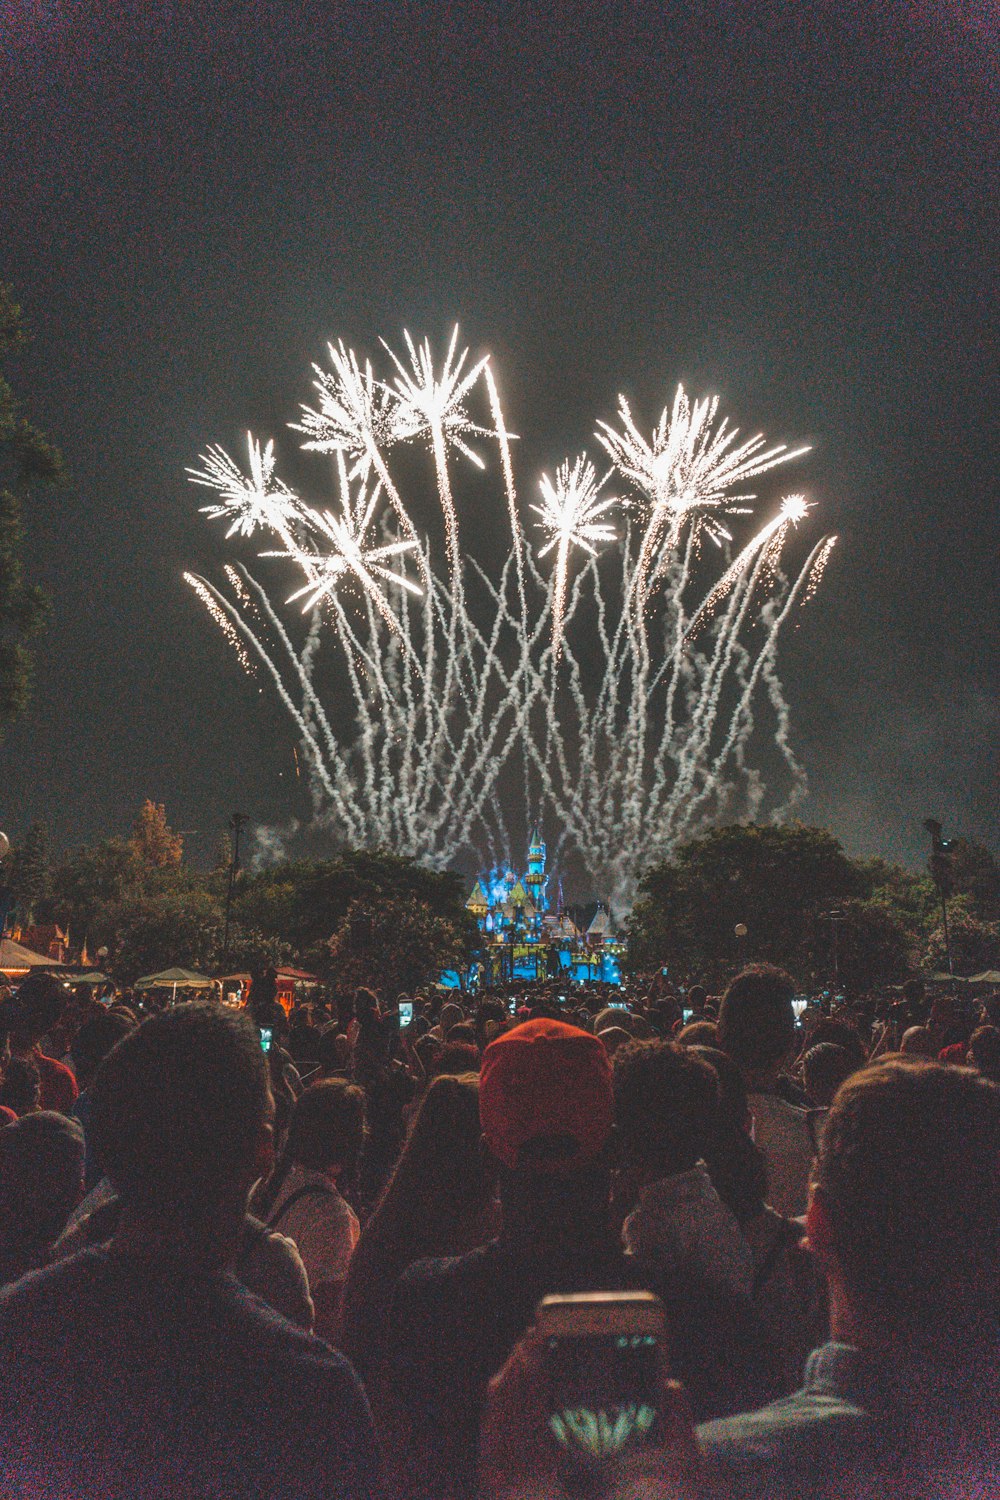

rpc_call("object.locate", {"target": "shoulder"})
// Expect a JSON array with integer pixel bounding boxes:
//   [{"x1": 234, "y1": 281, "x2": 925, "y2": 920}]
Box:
[
  {"x1": 395, "y1": 1242, "x2": 495, "y2": 1302},
  {"x1": 698, "y1": 1387, "x2": 869, "y2": 1486}
]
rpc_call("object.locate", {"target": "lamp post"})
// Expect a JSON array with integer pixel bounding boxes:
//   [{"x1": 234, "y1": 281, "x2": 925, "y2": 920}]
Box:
[
  {"x1": 924, "y1": 818, "x2": 954, "y2": 976},
  {"x1": 223, "y1": 813, "x2": 250, "y2": 965},
  {"x1": 734, "y1": 922, "x2": 748, "y2": 967}
]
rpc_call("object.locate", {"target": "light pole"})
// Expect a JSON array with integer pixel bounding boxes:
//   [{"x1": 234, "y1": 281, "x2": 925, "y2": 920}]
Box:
[
  {"x1": 924, "y1": 818, "x2": 954, "y2": 976},
  {"x1": 223, "y1": 812, "x2": 250, "y2": 965},
  {"x1": 734, "y1": 922, "x2": 748, "y2": 967}
]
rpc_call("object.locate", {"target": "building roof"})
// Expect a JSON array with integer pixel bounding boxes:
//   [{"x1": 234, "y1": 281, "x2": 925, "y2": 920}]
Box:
[{"x1": 0, "y1": 938, "x2": 66, "y2": 975}]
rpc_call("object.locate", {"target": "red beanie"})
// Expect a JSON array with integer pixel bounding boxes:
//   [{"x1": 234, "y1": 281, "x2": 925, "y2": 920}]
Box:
[{"x1": 479, "y1": 1018, "x2": 612, "y2": 1171}]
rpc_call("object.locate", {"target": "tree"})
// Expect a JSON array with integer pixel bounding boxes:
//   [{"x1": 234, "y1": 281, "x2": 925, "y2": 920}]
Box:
[
  {"x1": 131, "y1": 801, "x2": 184, "y2": 869},
  {"x1": 38, "y1": 838, "x2": 146, "y2": 952},
  {"x1": 114, "y1": 887, "x2": 224, "y2": 982},
  {"x1": 327, "y1": 891, "x2": 472, "y2": 997},
  {"x1": 803, "y1": 897, "x2": 916, "y2": 992},
  {"x1": 0, "y1": 284, "x2": 64, "y2": 737},
  {"x1": 8, "y1": 821, "x2": 51, "y2": 923},
  {"x1": 627, "y1": 823, "x2": 863, "y2": 984},
  {"x1": 922, "y1": 905, "x2": 1000, "y2": 977},
  {"x1": 235, "y1": 848, "x2": 469, "y2": 968}
]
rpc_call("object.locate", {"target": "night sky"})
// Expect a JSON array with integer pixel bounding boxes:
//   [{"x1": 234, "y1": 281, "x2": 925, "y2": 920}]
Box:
[{"x1": 2, "y1": 0, "x2": 997, "y2": 878}]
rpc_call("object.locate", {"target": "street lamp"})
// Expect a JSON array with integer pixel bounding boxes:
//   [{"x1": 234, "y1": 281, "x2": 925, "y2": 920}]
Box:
[{"x1": 924, "y1": 818, "x2": 954, "y2": 976}]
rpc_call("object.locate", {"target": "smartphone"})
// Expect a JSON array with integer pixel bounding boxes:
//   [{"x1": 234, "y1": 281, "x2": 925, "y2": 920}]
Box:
[
  {"x1": 792, "y1": 998, "x2": 808, "y2": 1021},
  {"x1": 259, "y1": 1027, "x2": 272, "y2": 1053},
  {"x1": 682, "y1": 1008, "x2": 693, "y2": 1023},
  {"x1": 609, "y1": 1001, "x2": 628, "y2": 1011},
  {"x1": 538, "y1": 1292, "x2": 665, "y2": 1475},
  {"x1": 399, "y1": 1001, "x2": 413, "y2": 1028},
  {"x1": 558, "y1": 994, "x2": 566, "y2": 1003},
  {"x1": 508, "y1": 998, "x2": 517, "y2": 1015}
]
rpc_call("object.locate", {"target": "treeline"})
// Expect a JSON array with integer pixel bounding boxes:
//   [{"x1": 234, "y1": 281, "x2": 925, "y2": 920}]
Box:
[{"x1": 626, "y1": 823, "x2": 1000, "y2": 988}]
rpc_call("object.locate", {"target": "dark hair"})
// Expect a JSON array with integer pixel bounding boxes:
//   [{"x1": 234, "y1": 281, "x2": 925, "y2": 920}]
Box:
[
  {"x1": 0, "y1": 1056, "x2": 41, "y2": 1116},
  {"x1": 689, "y1": 1045, "x2": 769, "y2": 1223},
  {"x1": 5, "y1": 974, "x2": 65, "y2": 1046},
  {"x1": 90, "y1": 1003, "x2": 270, "y2": 1211},
  {"x1": 717, "y1": 965, "x2": 796, "y2": 1074},
  {"x1": 613, "y1": 1039, "x2": 718, "y2": 1176},
  {"x1": 70, "y1": 1011, "x2": 135, "y2": 1090},
  {"x1": 285, "y1": 1079, "x2": 366, "y2": 1175},
  {"x1": 815, "y1": 1059, "x2": 1000, "y2": 1327},
  {"x1": 676, "y1": 1020, "x2": 718, "y2": 1049},
  {"x1": 430, "y1": 1040, "x2": 480, "y2": 1078},
  {"x1": 968, "y1": 1026, "x2": 1000, "y2": 1085},
  {"x1": 339, "y1": 1073, "x2": 494, "y2": 1380},
  {"x1": 803, "y1": 1042, "x2": 857, "y2": 1108}
]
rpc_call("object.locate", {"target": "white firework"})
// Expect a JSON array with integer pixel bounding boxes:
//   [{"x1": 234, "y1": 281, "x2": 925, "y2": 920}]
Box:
[
  {"x1": 264, "y1": 469, "x2": 420, "y2": 625},
  {"x1": 383, "y1": 325, "x2": 491, "y2": 465},
  {"x1": 597, "y1": 385, "x2": 810, "y2": 604},
  {"x1": 532, "y1": 456, "x2": 617, "y2": 654},
  {"x1": 186, "y1": 334, "x2": 833, "y2": 901},
  {"x1": 188, "y1": 434, "x2": 298, "y2": 540}
]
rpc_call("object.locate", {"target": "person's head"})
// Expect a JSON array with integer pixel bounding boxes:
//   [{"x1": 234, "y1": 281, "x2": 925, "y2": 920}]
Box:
[
  {"x1": 371, "y1": 1072, "x2": 492, "y2": 1242},
  {"x1": 717, "y1": 965, "x2": 796, "y2": 1081},
  {"x1": 686, "y1": 985, "x2": 707, "y2": 1011},
  {"x1": 430, "y1": 1040, "x2": 481, "y2": 1078},
  {"x1": 613, "y1": 1039, "x2": 718, "y2": 1181},
  {"x1": 438, "y1": 1002, "x2": 464, "y2": 1039},
  {"x1": 900, "y1": 1024, "x2": 937, "y2": 1057},
  {"x1": 284, "y1": 1078, "x2": 366, "y2": 1182},
  {"x1": 479, "y1": 1019, "x2": 612, "y2": 1216},
  {"x1": 317, "y1": 1028, "x2": 351, "y2": 1076},
  {"x1": 70, "y1": 1010, "x2": 136, "y2": 1092},
  {"x1": 809, "y1": 1059, "x2": 1000, "y2": 1340},
  {"x1": 90, "y1": 1003, "x2": 273, "y2": 1223},
  {"x1": 968, "y1": 1025, "x2": 1000, "y2": 1085},
  {"x1": 802, "y1": 1042, "x2": 857, "y2": 1108},
  {"x1": 0, "y1": 1056, "x2": 41, "y2": 1115},
  {"x1": 5, "y1": 974, "x2": 65, "y2": 1051},
  {"x1": 0, "y1": 1111, "x2": 85, "y2": 1274},
  {"x1": 676, "y1": 1020, "x2": 718, "y2": 1049}
]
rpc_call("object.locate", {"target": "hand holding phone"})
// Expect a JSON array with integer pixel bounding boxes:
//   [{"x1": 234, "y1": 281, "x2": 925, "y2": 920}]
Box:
[{"x1": 479, "y1": 1297, "x2": 701, "y2": 1497}]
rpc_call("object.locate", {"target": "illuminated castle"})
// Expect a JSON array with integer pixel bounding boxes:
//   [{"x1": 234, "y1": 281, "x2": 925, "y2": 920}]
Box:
[
  {"x1": 466, "y1": 827, "x2": 548, "y2": 939},
  {"x1": 465, "y1": 830, "x2": 622, "y2": 984}
]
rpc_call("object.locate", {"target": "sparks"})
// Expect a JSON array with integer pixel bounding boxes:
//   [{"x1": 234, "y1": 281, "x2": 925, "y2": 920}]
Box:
[
  {"x1": 532, "y1": 456, "x2": 616, "y2": 654},
  {"x1": 187, "y1": 334, "x2": 829, "y2": 904},
  {"x1": 187, "y1": 434, "x2": 299, "y2": 540}
]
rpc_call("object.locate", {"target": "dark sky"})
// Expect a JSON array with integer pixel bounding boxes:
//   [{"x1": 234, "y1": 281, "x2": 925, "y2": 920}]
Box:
[{"x1": 2, "y1": 0, "x2": 997, "y2": 878}]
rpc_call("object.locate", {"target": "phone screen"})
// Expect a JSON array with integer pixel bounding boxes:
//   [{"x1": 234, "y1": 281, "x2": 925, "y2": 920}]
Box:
[
  {"x1": 545, "y1": 1328, "x2": 660, "y2": 1469},
  {"x1": 508, "y1": 998, "x2": 517, "y2": 1014},
  {"x1": 792, "y1": 998, "x2": 808, "y2": 1021},
  {"x1": 682, "y1": 1008, "x2": 693, "y2": 1023},
  {"x1": 399, "y1": 1001, "x2": 413, "y2": 1027},
  {"x1": 609, "y1": 1001, "x2": 628, "y2": 1011},
  {"x1": 259, "y1": 1027, "x2": 272, "y2": 1053}
]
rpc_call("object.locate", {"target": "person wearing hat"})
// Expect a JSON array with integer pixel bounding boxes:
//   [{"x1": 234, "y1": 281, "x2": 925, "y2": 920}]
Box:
[{"x1": 386, "y1": 1018, "x2": 774, "y2": 1500}]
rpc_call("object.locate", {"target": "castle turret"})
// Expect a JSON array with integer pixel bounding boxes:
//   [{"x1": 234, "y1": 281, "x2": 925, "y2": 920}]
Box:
[{"x1": 525, "y1": 826, "x2": 547, "y2": 912}]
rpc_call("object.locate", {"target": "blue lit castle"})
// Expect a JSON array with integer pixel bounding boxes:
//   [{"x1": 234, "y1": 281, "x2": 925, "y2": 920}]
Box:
[{"x1": 466, "y1": 829, "x2": 621, "y2": 984}]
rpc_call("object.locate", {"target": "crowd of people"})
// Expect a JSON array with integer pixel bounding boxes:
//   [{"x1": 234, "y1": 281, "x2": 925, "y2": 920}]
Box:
[{"x1": 0, "y1": 961, "x2": 997, "y2": 1497}]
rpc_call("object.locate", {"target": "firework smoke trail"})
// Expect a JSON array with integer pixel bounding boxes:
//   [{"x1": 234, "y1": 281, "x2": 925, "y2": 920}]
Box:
[{"x1": 187, "y1": 333, "x2": 831, "y2": 898}]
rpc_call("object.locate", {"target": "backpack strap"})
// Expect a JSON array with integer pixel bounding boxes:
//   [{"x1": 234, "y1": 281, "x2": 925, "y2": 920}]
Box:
[{"x1": 265, "y1": 1182, "x2": 336, "y2": 1231}]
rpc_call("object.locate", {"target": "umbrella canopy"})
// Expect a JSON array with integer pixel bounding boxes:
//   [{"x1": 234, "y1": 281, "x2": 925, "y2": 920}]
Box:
[
  {"x1": 970, "y1": 971, "x2": 1000, "y2": 985},
  {"x1": 134, "y1": 967, "x2": 214, "y2": 990},
  {"x1": 0, "y1": 938, "x2": 66, "y2": 977},
  {"x1": 65, "y1": 971, "x2": 111, "y2": 986}
]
